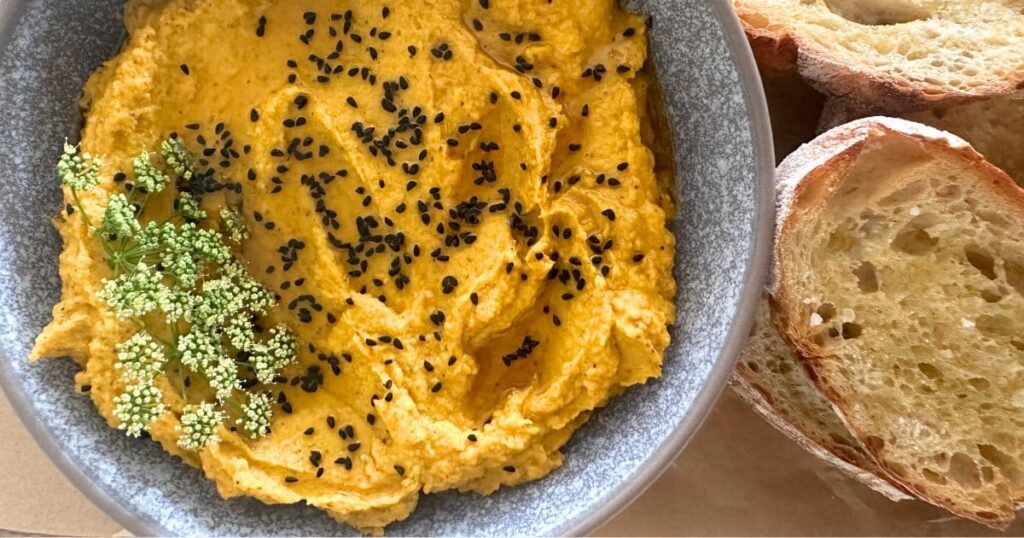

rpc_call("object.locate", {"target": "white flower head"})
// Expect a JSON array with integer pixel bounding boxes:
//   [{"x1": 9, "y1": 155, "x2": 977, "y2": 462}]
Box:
[
  {"x1": 161, "y1": 137, "x2": 193, "y2": 180},
  {"x1": 58, "y1": 141, "x2": 103, "y2": 191},
  {"x1": 113, "y1": 382, "x2": 166, "y2": 438},
  {"x1": 132, "y1": 151, "x2": 169, "y2": 194},
  {"x1": 176, "y1": 402, "x2": 225, "y2": 450},
  {"x1": 114, "y1": 331, "x2": 167, "y2": 382},
  {"x1": 101, "y1": 193, "x2": 141, "y2": 239},
  {"x1": 250, "y1": 325, "x2": 296, "y2": 385},
  {"x1": 220, "y1": 207, "x2": 249, "y2": 243},
  {"x1": 225, "y1": 315, "x2": 257, "y2": 352},
  {"x1": 237, "y1": 392, "x2": 273, "y2": 438},
  {"x1": 205, "y1": 356, "x2": 239, "y2": 402},
  {"x1": 97, "y1": 263, "x2": 168, "y2": 319},
  {"x1": 177, "y1": 192, "x2": 206, "y2": 221},
  {"x1": 177, "y1": 328, "x2": 223, "y2": 371}
]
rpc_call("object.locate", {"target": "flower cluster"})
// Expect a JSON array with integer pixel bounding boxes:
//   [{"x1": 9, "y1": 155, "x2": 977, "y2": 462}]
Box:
[
  {"x1": 132, "y1": 152, "x2": 169, "y2": 194},
  {"x1": 101, "y1": 193, "x2": 141, "y2": 240},
  {"x1": 58, "y1": 141, "x2": 103, "y2": 192},
  {"x1": 177, "y1": 402, "x2": 225, "y2": 450},
  {"x1": 237, "y1": 392, "x2": 273, "y2": 438},
  {"x1": 113, "y1": 382, "x2": 166, "y2": 438},
  {"x1": 177, "y1": 192, "x2": 206, "y2": 221},
  {"x1": 115, "y1": 331, "x2": 167, "y2": 382},
  {"x1": 220, "y1": 208, "x2": 249, "y2": 243},
  {"x1": 160, "y1": 138, "x2": 193, "y2": 180},
  {"x1": 60, "y1": 140, "x2": 296, "y2": 451}
]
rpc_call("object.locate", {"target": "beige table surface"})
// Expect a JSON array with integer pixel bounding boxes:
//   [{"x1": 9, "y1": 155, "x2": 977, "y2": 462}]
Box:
[{"x1": 1, "y1": 384, "x2": 1019, "y2": 536}]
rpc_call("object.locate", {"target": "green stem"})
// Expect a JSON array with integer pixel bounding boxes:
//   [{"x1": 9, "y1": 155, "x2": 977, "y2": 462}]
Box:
[
  {"x1": 177, "y1": 365, "x2": 188, "y2": 404},
  {"x1": 223, "y1": 398, "x2": 245, "y2": 415},
  {"x1": 69, "y1": 187, "x2": 94, "y2": 230},
  {"x1": 72, "y1": 187, "x2": 119, "y2": 266}
]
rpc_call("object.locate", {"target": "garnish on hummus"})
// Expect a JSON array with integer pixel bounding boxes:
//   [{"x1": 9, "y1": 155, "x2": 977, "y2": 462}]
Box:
[{"x1": 33, "y1": 0, "x2": 676, "y2": 531}]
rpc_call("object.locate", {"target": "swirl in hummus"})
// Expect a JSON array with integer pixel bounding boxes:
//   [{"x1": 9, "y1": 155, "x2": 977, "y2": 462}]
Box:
[{"x1": 33, "y1": 0, "x2": 676, "y2": 530}]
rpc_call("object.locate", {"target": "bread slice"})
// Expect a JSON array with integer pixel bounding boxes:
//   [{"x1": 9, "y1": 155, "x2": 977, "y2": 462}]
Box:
[
  {"x1": 773, "y1": 116, "x2": 1024, "y2": 529},
  {"x1": 731, "y1": 295, "x2": 912, "y2": 501},
  {"x1": 733, "y1": 0, "x2": 1024, "y2": 115},
  {"x1": 821, "y1": 92, "x2": 1024, "y2": 187}
]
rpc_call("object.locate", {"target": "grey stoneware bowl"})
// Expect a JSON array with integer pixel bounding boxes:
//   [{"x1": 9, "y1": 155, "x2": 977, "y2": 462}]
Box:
[{"x1": 0, "y1": 0, "x2": 772, "y2": 535}]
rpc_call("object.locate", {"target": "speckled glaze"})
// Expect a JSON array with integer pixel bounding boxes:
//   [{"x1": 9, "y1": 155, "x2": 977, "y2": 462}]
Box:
[{"x1": 0, "y1": 0, "x2": 772, "y2": 535}]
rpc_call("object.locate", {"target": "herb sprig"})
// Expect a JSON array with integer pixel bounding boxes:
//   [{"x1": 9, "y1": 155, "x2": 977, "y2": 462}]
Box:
[{"x1": 59, "y1": 139, "x2": 296, "y2": 450}]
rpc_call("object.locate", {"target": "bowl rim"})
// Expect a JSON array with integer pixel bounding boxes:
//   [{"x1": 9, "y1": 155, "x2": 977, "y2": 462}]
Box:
[
  {"x1": 0, "y1": 0, "x2": 773, "y2": 534},
  {"x1": 558, "y1": 1, "x2": 773, "y2": 534}
]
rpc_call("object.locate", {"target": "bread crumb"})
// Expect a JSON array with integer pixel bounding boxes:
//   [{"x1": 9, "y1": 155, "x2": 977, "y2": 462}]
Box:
[
  {"x1": 841, "y1": 308, "x2": 856, "y2": 322},
  {"x1": 810, "y1": 312, "x2": 823, "y2": 327},
  {"x1": 909, "y1": 206, "x2": 922, "y2": 216},
  {"x1": 1013, "y1": 390, "x2": 1024, "y2": 408},
  {"x1": 961, "y1": 318, "x2": 975, "y2": 328}
]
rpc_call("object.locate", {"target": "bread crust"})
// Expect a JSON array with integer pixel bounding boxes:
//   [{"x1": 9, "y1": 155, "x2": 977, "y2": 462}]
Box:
[
  {"x1": 729, "y1": 373, "x2": 913, "y2": 502},
  {"x1": 733, "y1": 7, "x2": 798, "y2": 75},
  {"x1": 771, "y1": 117, "x2": 1024, "y2": 530},
  {"x1": 733, "y1": 3, "x2": 1024, "y2": 116}
]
